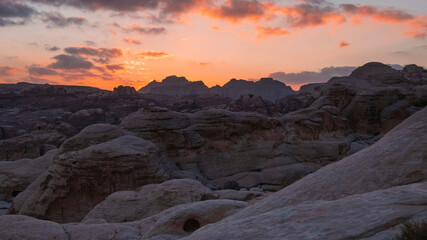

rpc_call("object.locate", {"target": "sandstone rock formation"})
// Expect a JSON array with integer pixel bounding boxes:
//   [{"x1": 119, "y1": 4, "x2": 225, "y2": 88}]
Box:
[
  {"x1": 84, "y1": 179, "x2": 218, "y2": 223},
  {"x1": 227, "y1": 106, "x2": 427, "y2": 219},
  {"x1": 14, "y1": 135, "x2": 170, "y2": 223},
  {"x1": 139, "y1": 76, "x2": 294, "y2": 101},
  {"x1": 0, "y1": 199, "x2": 247, "y2": 240},
  {"x1": 0, "y1": 131, "x2": 65, "y2": 161},
  {"x1": 0, "y1": 149, "x2": 57, "y2": 201},
  {"x1": 185, "y1": 183, "x2": 427, "y2": 240}
]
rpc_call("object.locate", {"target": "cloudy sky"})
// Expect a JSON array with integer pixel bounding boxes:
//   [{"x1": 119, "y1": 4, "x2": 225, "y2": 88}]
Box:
[{"x1": 0, "y1": 0, "x2": 426, "y2": 90}]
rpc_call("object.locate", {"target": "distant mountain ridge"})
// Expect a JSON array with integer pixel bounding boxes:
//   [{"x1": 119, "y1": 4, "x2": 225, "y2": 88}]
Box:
[{"x1": 138, "y1": 76, "x2": 295, "y2": 101}]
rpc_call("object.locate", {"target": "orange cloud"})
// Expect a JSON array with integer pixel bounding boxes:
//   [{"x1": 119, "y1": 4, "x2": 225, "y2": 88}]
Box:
[
  {"x1": 404, "y1": 31, "x2": 427, "y2": 39},
  {"x1": 135, "y1": 52, "x2": 171, "y2": 60},
  {"x1": 199, "y1": 62, "x2": 211, "y2": 66},
  {"x1": 339, "y1": 40, "x2": 349, "y2": 47},
  {"x1": 257, "y1": 26, "x2": 290, "y2": 38},
  {"x1": 0, "y1": 66, "x2": 19, "y2": 76}
]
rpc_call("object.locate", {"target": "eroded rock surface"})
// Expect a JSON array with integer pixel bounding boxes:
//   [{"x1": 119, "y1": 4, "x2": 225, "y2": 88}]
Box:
[{"x1": 14, "y1": 135, "x2": 170, "y2": 223}]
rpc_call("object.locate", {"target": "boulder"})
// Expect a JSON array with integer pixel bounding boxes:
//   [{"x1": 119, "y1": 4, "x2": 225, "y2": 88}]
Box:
[
  {"x1": 84, "y1": 179, "x2": 218, "y2": 223},
  {"x1": 16, "y1": 135, "x2": 170, "y2": 223},
  {"x1": 58, "y1": 123, "x2": 130, "y2": 154},
  {"x1": 0, "y1": 149, "x2": 57, "y2": 201}
]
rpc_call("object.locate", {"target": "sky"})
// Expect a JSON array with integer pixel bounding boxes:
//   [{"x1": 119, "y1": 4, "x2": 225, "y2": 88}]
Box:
[{"x1": 0, "y1": 0, "x2": 426, "y2": 91}]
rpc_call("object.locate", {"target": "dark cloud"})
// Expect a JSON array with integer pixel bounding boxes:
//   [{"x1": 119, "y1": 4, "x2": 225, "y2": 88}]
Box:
[
  {"x1": 282, "y1": 3, "x2": 344, "y2": 28},
  {"x1": 269, "y1": 66, "x2": 357, "y2": 85},
  {"x1": 105, "y1": 64, "x2": 125, "y2": 72},
  {"x1": 45, "y1": 45, "x2": 60, "y2": 51},
  {"x1": 64, "y1": 47, "x2": 123, "y2": 57},
  {"x1": 123, "y1": 38, "x2": 141, "y2": 45},
  {"x1": 340, "y1": 4, "x2": 414, "y2": 22},
  {"x1": 160, "y1": 0, "x2": 208, "y2": 16},
  {"x1": 121, "y1": 24, "x2": 167, "y2": 35},
  {"x1": 93, "y1": 57, "x2": 110, "y2": 64},
  {"x1": 205, "y1": 0, "x2": 266, "y2": 22},
  {"x1": 0, "y1": 0, "x2": 36, "y2": 26},
  {"x1": 41, "y1": 12, "x2": 87, "y2": 28},
  {"x1": 0, "y1": 66, "x2": 18, "y2": 76},
  {"x1": 28, "y1": 65, "x2": 61, "y2": 75},
  {"x1": 84, "y1": 40, "x2": 96, "y2": 46},
  {"x1": 29, "y1": 0, "x2": 207, "y2": 16},
  {"x1": 30, "y1": 0, "x2": 159, "y2": 12},
  {"x1": 48, "y1": 54, "x2": 93, "y2": 70}
]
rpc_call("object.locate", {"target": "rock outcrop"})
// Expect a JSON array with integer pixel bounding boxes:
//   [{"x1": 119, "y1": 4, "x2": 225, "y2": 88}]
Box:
[
  {"x1": 0, "y1": 149, "x2": 57, "y2": 201},
  {"x1": 14, "y1": 135, "x2": 170, "y2": 223},
  {"x1": 84, "y1": 179, "x2": 218, "y2": 223},
  {"x1": 0, "y1": 131, "x2": 65, "y2": 161}
]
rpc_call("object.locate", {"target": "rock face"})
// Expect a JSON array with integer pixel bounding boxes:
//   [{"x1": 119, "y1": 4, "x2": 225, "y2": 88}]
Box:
[
  {"x1": 119, "y1": 105, "x2": 387, "y2": 191},
  {"x1": 175, "y1": 107, "x2": 427, "y2": 239},
  {"x1": 0, "y1": 149, "x2": 57, "y2": 201},
  {"x1": 228, "y1": 106, "x2": 427, "y2": 219},
  {"x1": 185, "y1": 183, "x2": 427, "y2": 240},
  {"x1": 14, "y1": 135, "x2": 171, "y2": 223},
  {"x1": 302, "y1": 62, "x2": 427, "y2": 134},
  {"x1": 121, "y1": 108, "x2": 318, "y2": 190},
  {"x1": 84, "y1": 179, "x2": 218, "y2": 223},
  {"x1": 0, "y1": 131, "x2": 65, "y2": 161},
  {"x1": 227, "y1": 94, "x2": 277, "y2": 116}
]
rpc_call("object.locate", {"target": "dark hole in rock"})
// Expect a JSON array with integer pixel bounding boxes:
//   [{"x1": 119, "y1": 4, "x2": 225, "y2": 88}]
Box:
[
  {"x1": 12, "y1": 191, "x2": 22, "y2": 197},
  {"x1": 72, "y1": 161, "x2": 77, "y2": 165},
  {"x1": 183, "y1": 218, "x2": 201, "y2": 233}
]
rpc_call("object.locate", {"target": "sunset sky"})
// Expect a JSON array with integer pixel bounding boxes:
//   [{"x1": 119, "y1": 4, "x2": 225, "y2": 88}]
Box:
[{"x1": 0, "y1": 0, "x2": 426, "y2": 90}]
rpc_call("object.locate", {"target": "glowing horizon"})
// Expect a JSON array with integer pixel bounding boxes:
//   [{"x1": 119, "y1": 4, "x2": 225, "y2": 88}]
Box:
[{"x1": 0, "y1": 0, "x2": 426, "y2": 91}]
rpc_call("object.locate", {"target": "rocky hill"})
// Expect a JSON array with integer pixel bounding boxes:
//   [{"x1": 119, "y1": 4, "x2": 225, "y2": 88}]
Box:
[{"x1": 138, "y1": 76, "x2": 295, "y2": 101}]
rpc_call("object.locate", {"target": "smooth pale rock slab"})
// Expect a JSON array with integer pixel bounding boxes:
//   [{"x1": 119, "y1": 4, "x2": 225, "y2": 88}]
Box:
[
  {"x1": 184, "y1": 183, "x2": 427, "y2": 240},
  {"x1": 84, "y1": 179, "x2": 218, "y2": 223},
  {"x1": 0, "y1": 215, "x2": 68, "y2": 240}
]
